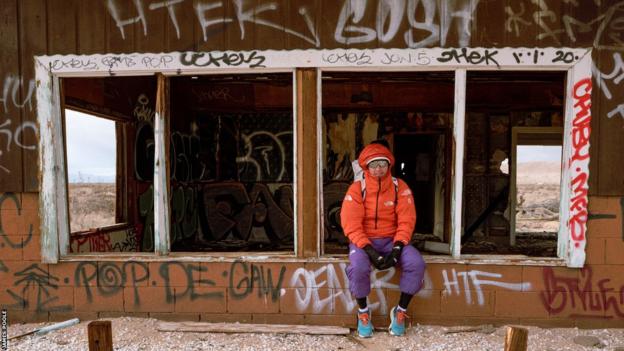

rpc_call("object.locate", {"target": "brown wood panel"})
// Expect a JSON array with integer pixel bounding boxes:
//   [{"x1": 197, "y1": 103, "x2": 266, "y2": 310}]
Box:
[
  {"x1": 285, "y1": 0, "x2": 320, "y2": 49},
  {"x1": 47, "y1": 0, "x2": 78, "y2": 54},
  {"x1": 134, "y1": 0, "x2": 166, "y2": 53},
  {"x1": 18, "y1": 0, "x2": 47, "y2": 192},
  {"x1": 165, "y1": 0, "x2": 195, "y2": 51},
  {"x1": 588, "y1": 50, "x2": 602, "y2": 196},
  {"x1": 471, "y1": 0, "x2": 506, "y2": 47},
  {"x1": 252, "y1": 0, "x2": 286, "y2": 50},
  {"x1": 223, "y1": 0, "x2": 256, "y2": 52},
  {"x1": 560, "y1": 0, "x2": 601, "y2": 48},
  {"x1": 318, "y1": 0, "x2": 341, "y2": 49},
  {"x1": 296, "y1": 68, "x2": 318, "y2": 258},
  {"x1": 597, "y1": 49, "x2": 624, "y2": 195},
  {"x1": 195, "y1": 0, "x2": 226, "y2": 51},
  {"x1": 106, "y1": 0, "x2": 135, "y2": 53},
  {"x1": 503, "y1": 0, "x2": 538, "y2": 48},
  {"x1": 0, "y1": 0, "x2": 23, "y2": 191},
  {"x1": 77, "y1": 0, "x2": 107, "y2": 54}
]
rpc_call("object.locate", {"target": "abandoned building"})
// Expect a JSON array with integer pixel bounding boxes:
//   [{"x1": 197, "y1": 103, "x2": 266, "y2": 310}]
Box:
[{"x1": 0, "y1": 0, "x2": 623, "y2": 329}]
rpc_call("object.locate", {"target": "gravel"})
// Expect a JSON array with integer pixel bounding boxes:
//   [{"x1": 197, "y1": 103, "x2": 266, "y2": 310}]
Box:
[{"x1": 6, "y1": 317, "x2": 624, "y2": 351}]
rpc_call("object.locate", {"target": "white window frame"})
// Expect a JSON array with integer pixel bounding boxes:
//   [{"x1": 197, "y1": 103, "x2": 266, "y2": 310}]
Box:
[{"x1": 36, "y1": 48, "x2": 591, "y2": 267}]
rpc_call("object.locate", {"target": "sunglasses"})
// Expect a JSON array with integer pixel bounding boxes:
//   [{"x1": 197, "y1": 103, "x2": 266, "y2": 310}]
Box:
[{"x1": 368, "y1": 160, "x2": 389, "y2": 169}]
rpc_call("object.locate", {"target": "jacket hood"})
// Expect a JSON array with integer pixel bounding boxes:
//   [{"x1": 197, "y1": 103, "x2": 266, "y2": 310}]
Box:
[{"x1": 358, "y1": 143, "x2": 395, "y2": 170}]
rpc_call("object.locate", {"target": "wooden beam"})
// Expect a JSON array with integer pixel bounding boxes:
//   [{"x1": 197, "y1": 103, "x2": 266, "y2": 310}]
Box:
[
  {"x1": 296, "y1": 68, "x2": 319, "y2": 258},
  {"x1": 504, "y1": 326, "x2": 528, "y2": 351},
  {"x1": 153, "y1": 73, "x2": 171, "y2": 255},
  {"x1": 157, "y1": 322, "x2": 350, "y2": 335},
  {"x1": 88, "y1": 321, "x2": 113, "y2": 351},
  {"x1": 451, "y1": 69, "x2": 466, "y2": 259}
]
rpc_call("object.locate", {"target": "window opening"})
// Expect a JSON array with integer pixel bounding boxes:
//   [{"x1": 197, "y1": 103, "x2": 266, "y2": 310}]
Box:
[
  {"x1": 461, "y1": 71, "x2": 565, "y2": 257},
  {"x1": 169, "y1": 73, "x2": 294, "y2": 252},
  {"x1": 321, "y1": 71, "x2": 454, "y2": 255},
  {"x1": 62, "y1": 76, "x2": 157, "y2": 253}
]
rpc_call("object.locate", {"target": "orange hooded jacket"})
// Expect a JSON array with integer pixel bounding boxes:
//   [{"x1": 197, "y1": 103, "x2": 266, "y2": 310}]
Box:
[{"x1": 340, "y1": 143, "x2": 417, "y2": 248}]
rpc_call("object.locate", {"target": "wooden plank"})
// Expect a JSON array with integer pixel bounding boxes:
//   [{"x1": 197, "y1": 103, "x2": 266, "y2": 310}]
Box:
[
  {"x1": 19, "y1": 0, "x2": 47, "y2": 192},
  {"x1": 194, "y1": 0, "x2": 226, "y2": 51},
  {"x1": 88, "y1": 321, "x2": 113, "y2": 351},
  {"x1": 285, "y1": 0, "x2": 320, "y2": 49},
  {"x1": 597, "y1": 49, "x2": 624, "y2": 195},
  {"x1": 47, "y1": 0, "x2": 78, "y2": 54},
  {"x1": 451, "y1": 69, "x2": 466, "y2": 259},
  {"x1": 164, "y1": 0, "x2": 195, "y2": 51},
  {"x1": 0, "y1": 0, "x2": 23, "y2": 190},
  {"x1": 296, "y1": 68, "x2": 319, "y2": 258},
  {"x1": 253, "y1": 0, "x2": 287, "y2": 50},
  {"x1": 77, "y1": 1, "x2": 107, "y2": 54},
  {"x1": 504, "y1": 326, "x2": 528, "y2": 351},
  {"x1": 157, "y1": 321, "x2": 350, "y2": 335},
  {"x1": 134, "y1": 0, "x2": 166, "y2": 53},
  {"x1": 106, "y1": 0, "x2": 136, "y2": 53},
  {"x1": 153, "y1": 74, "x2": 170, "y2": 255}
]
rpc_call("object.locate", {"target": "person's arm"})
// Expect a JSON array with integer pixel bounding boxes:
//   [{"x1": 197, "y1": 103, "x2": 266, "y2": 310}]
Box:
[
  {"x1": 340, "y1": 181, "x2": 371, "y2": 248},
  {"x1": 393, "y1": 179, "x2": 416, "y2": 246}
]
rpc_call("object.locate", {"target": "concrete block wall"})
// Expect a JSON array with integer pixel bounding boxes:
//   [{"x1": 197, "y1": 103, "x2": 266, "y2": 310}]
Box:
[{"x1": 1, "y1": 193, "x2": 623, "y2": 327}]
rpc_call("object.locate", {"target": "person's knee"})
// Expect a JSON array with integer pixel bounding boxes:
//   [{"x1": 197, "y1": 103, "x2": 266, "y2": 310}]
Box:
[{"x1": 401, "y1": 247, "x2": 426, "y2": 274}]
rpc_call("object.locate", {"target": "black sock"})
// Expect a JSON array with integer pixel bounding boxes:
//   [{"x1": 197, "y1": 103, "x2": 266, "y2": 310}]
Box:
[
  {"x1": 356, "y1": 297, "x2": 368, "y2": 310},
  {"x1": 398, "y1": 292, "x2": 413, "y2": 310}
]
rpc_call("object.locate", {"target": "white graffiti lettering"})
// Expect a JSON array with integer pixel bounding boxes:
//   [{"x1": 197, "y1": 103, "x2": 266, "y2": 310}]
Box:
[
  {"x1": 592, "y1": 53, "x2": 624, "y2": 119},
  {"x1": 442, "y1": 269, "x2": 531, "y2": 306}
]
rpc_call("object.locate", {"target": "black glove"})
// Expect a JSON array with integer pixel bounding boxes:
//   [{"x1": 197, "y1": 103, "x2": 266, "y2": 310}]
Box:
[
  {"x1": 379, "y1": 242, "x2": 404, "y2": 270},
  {"x1": 363, "y1": 245, "x2": 385, "y2": 270}
]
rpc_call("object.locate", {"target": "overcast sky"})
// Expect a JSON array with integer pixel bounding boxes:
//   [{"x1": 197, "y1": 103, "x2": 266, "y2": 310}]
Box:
[{"x1": 65, "y1": 109, "x2": 116, "y2": 183}]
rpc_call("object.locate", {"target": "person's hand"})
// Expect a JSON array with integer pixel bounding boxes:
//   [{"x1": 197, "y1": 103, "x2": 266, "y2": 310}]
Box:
[
  {"x1": 379, "y1": 242, "x2": 404, "y2": 270},
  {"x1": 363, "y1": 245, "x2": 385, "y2": 270}
]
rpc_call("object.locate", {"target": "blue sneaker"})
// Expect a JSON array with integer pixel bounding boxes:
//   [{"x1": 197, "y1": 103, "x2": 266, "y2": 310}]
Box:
[
  {"x1": 388, "y1": 306, "x2": 408, "y2": 336},
  {"x1": 357, "y1": 310, "x2": 373, "y2": 338}
]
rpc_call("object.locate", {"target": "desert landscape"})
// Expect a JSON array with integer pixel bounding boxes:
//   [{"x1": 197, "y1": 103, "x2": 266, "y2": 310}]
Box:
[{"x1": 68, "y1": 183, "x2": 116, "y2": 232}]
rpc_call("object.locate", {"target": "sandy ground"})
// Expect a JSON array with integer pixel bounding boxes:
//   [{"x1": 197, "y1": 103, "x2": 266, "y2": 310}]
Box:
[{"x1": 5, "y1": 317, "x2": 624, "y2": 351}]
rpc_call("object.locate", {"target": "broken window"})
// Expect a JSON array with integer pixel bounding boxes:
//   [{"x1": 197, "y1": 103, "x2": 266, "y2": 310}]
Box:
[
  {"x1": 63, "y1": 76, "x2": 157, "y2": 253},
  {"x1": 461, "y1": 71, "x2": 565, "y2": 257},
  {"x1": 321, "y1": 72, "x2": 454, "y2": 255}
]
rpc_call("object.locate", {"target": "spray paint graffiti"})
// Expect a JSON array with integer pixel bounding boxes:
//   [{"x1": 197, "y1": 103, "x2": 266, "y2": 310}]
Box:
[
  {"x1": 0, "y1": 75, "x2": 38, "y2": 174},
  {"x1": 106, "y1": 0, "x2": 319, "y2": 46},
  {"x1": 228, "y1": 261, "x2": 285, "y2": 301},
  {"x1": 237, "y1": 131, "x2": 292, "y2": 182},
  {"x1": 0, "y1": 193, "x2": 33, "y2": 248},
  {"x1": 6, "y1": 264, "x2": 71, "y2": 312},
  {"x1": 541, "y1": 266, "x2": 624, "y2": 318},
  {"x1": 442, "y1": 269, "x2": 531, "y2": 306},
  {"x1": 504, "y1": 0, "x2": 624, "y2": 49},
  {"x1": 569, "y1": 78, "x2": 592, "y2": 249},
  {"x1": 288, "y1": 263, "x2": 432, "y2": 315},
  {"x1": 593, "y1": 52, "x2": 624, "y2": 120}
]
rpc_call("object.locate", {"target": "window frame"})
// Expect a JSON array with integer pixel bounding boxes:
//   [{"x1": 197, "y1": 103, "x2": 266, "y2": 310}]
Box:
[{"x1": 36, "y1": 48, "x2": 592, "y2": 267}]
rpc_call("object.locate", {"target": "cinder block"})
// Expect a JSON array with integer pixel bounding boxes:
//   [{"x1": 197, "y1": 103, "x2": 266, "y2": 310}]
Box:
[
  {"x1": 20, "y1": 193, "x2": 39, "y2": 210},
  {"x1": 0, "y1": 236, "x2": 22, "y2": 261},
  {"x1": 74, "y1": 285, "x2": 124, "y2": 312},
  {"x1": 440, "y1": 289, "x2": 494, "y2": 317},
  {"x1": 584, "y1": 237, "x2": 606, "y2": 264},
  {"x1": 24, "y1": 286, "x2": 73, "y2": 313},
  {"x1": 587, "y1": 196, "x2": 622, "y2": 238},
  {"x1": 174, "y1": 286, "x2": 226, "y2": 313},
  {"x1": 522, "y1": 266, "x2": 578, "y2": 292},
  {"x1": 149, "y1": 261, "x2": 201, "y2": 287},
  {"x1": 605, "y1": 238, "x2": 624, "y2": 264},
  {"x1": 98, "y1": 311, "x2": 149, "y2": 319},
  {"x1": 227, "y1": 288, "x2": 280, "y2": 314},
  {"x1": 123, "y1": 286, "x2": 174, "y2": 313},
  {"x1": 304, "y1": 314, "x2": 356, "y2": 328},
  {"x1": 280, "y1": 287, "x2": 333, "y2": 315},
  {"x1": 494, "y1": 291, "x2": 549, "y2": 318},
  {"x1": 21, "y1": 233, "x2": 41, "y2": 261},
  {"x1": 50, "y1": 262, "x2": 95, "y2": 287}
]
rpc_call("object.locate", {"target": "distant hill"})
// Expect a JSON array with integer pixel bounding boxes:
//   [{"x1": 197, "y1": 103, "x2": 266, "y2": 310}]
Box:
[
  {"x1": 517, "y1": 162, "x2": 561, "y2": 185},
  {"x1": 68, "y1": 173, "x2": 115, "y2": 183}
]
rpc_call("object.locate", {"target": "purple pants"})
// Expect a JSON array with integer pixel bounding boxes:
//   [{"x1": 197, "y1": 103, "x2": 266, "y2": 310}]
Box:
[{"x1": 346, "y1": 237, "x2": 426, "y2": 298}]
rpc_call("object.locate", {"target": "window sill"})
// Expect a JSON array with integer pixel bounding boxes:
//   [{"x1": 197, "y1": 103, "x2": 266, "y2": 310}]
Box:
[{"x1": 58, "y1": 252, "x2": 566, "y2": 266}]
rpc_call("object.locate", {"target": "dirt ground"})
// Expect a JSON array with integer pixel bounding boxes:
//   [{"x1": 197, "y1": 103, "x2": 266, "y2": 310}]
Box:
[{"x1": 6, "y1": 317, "x2": 624, "y2": 351}]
